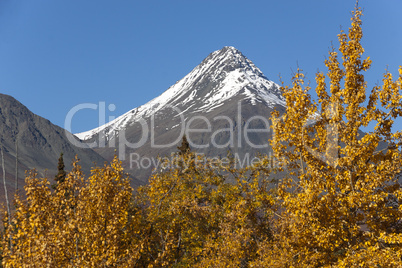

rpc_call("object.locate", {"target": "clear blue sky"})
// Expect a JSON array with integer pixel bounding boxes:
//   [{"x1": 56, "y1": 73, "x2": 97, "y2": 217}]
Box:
[{"x1": 0, "y1": 0, "x2": 401, "y2": 133}]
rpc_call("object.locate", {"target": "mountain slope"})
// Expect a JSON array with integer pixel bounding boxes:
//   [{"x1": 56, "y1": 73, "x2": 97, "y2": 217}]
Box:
[
  {"x1": 75, "y1": 46, "x2": 287, "y2": 183},
  {"x1": 76, "y1": 46, "x2": 285, "y2": 141},
  {"x1": 0, "y1": 93, "x2": 107, "y2": 198}
]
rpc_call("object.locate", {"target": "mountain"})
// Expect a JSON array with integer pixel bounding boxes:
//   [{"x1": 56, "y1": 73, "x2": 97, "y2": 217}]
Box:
[
  {"x1": 75, "y1": 46, "x2": 287, "y2": 183},
  {"x1": 0, "y1": 93, "x2": 106, "y2": 200},
  {"x1": 76, "y1": 46, "x2": 285, "y2": 141}
]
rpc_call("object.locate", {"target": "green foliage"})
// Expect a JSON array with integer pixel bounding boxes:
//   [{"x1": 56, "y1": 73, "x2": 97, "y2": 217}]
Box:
[
  {"x1": 177, "y1": 135, "x2": 190, "y2": 155},
  {"x1": 53, "y1": 152, "x2": 67, "y2": 190},
  {"x1": 0, "y1": 4, "x2": 401, "y2": 268}
]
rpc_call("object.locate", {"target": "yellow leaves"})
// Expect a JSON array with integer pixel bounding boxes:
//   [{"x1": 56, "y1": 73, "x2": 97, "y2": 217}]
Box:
[
  {"x1": 1, "y1": 157, "x2": 137, "y2": 267},
  {"x1": 1, "y1": 4, "x2": 401, "y2": 268},
  {"x1": 135, "y1": 151, "x2": 275, "y2": 267},
  {"x1": 267, "y1": 3, "x2": 402, "y2": 268},
  {"x1": 362, "y1": 56, "x2": 372, "y2": 70}
]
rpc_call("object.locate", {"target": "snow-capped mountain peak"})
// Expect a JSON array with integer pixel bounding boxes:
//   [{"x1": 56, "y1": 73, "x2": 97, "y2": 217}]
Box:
[{"x1": 75, "y1": 46, "x2": 285, "y2": 141}]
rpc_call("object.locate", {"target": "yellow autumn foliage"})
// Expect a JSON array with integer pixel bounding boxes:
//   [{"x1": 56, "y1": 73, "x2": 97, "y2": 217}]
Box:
[
  {"x1": 132, "y1": 151, "x2": 274, "y2": 267},
  {"x1": 0, "y1": 152, "x2": 275, "y2": 267},
  {"x1": 0, "y1": 4, "x2": 401, "y2": 268},
  {"x1": 260, "y1": 5, "x2": 402, "y2": 268},
  {"x1": 1, "y1": 156, "x2": 136, "y2": 267}
]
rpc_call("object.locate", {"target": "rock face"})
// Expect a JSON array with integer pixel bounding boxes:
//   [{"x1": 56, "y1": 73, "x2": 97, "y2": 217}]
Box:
[
  {"x1": 75, "y1": 46, "x2": 287, "y2": 183},
  {"x1": 0, "y1": 93, "x2": 106, "y2": 200}
]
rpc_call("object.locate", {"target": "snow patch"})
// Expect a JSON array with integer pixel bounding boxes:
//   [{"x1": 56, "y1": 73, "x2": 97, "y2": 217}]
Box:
[{"x1": 75, "y1": 46, "x2": 285, "y2": 141}]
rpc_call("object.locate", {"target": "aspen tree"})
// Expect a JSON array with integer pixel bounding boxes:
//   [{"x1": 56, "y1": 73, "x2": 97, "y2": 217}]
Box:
[
  {"x1": 138, "y1": 150, "x2": 274, "y2": 267},
  {"x1": 262, "y1": 5, "x2": 402, "y2": 267},
  {"x1": 76, "y1": 156, "x2": 133, "y2": 267}
]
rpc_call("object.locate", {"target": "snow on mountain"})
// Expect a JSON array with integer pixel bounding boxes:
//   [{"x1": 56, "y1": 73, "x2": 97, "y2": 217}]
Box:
[{"x1": 75, "y1": 46, "x2": 285, "y2": 141}]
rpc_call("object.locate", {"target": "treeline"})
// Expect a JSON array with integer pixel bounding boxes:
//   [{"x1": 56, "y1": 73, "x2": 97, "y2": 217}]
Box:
[
  {"x1": 0, "y1": 151, "x2": 275, "y2": 267},
  {"x1": 1, "y1": 5, "x2": 402, "y2": 267}
]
